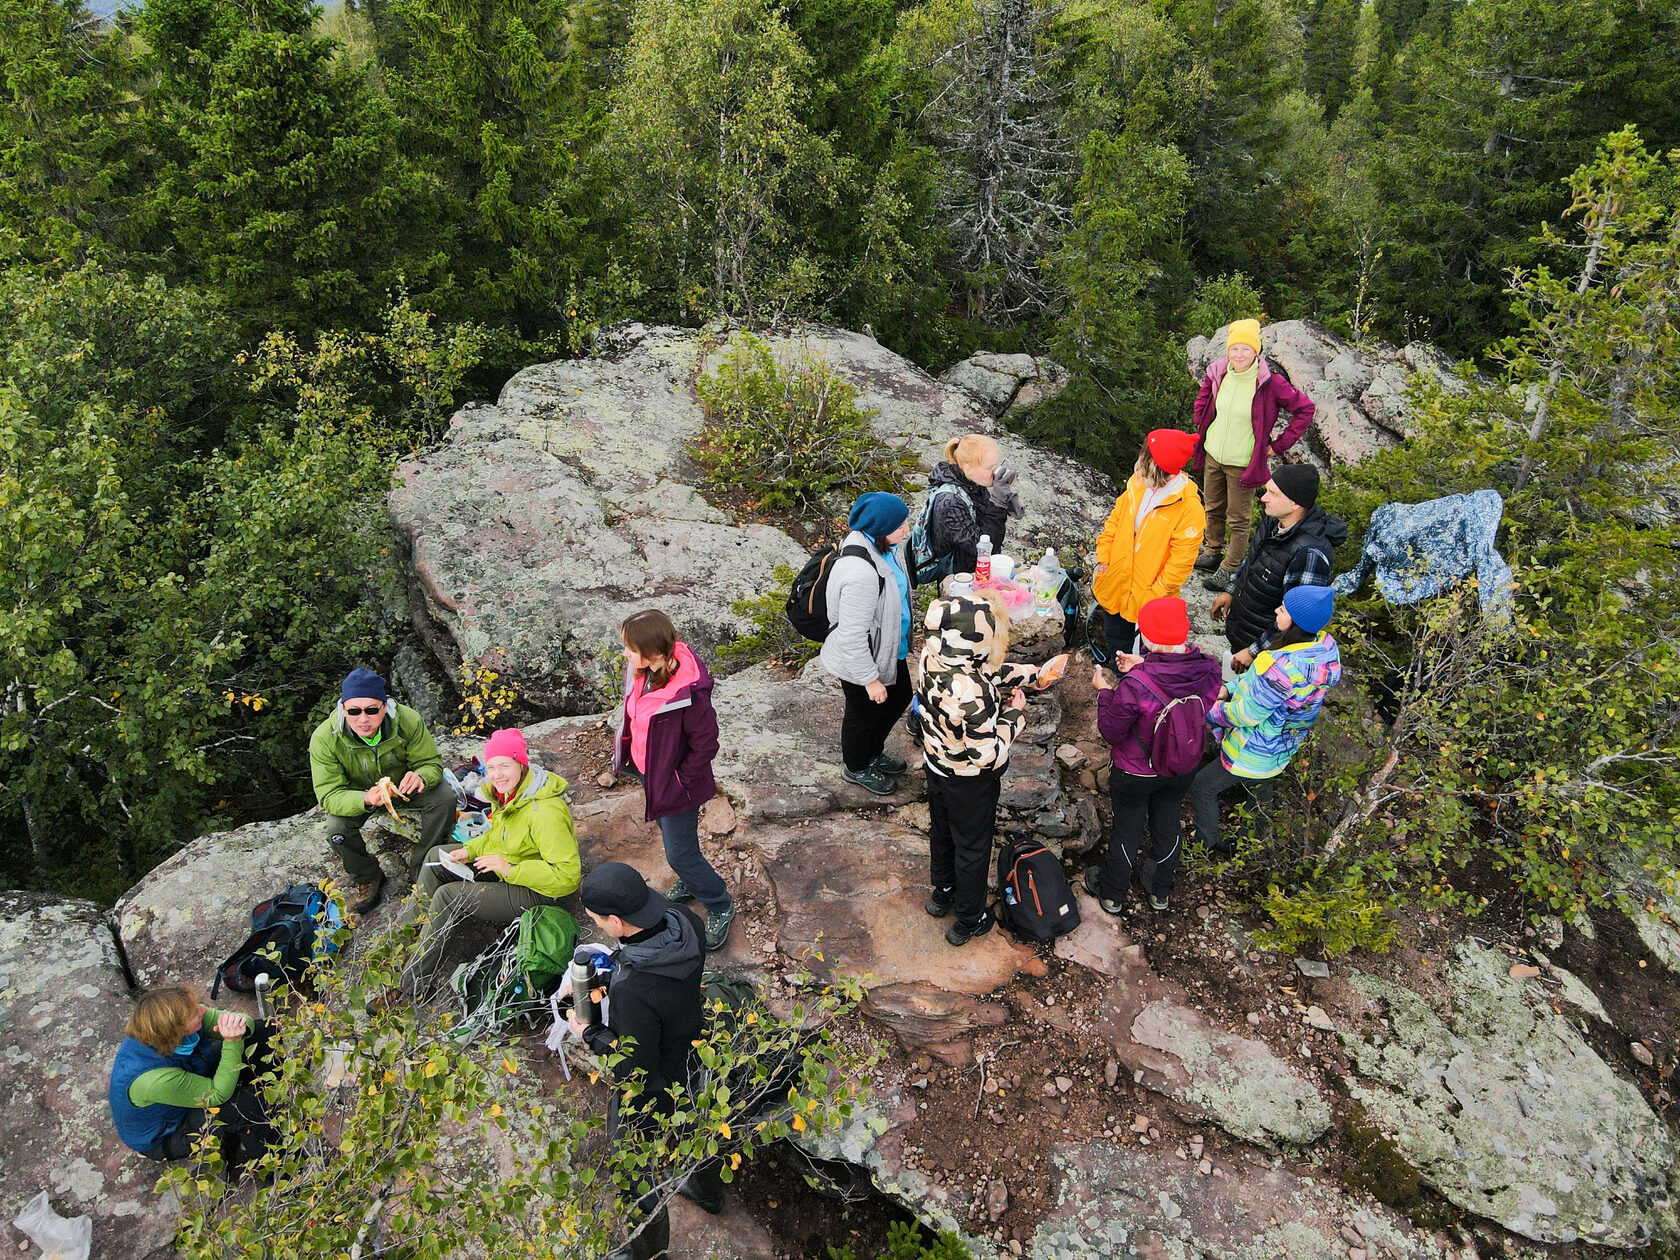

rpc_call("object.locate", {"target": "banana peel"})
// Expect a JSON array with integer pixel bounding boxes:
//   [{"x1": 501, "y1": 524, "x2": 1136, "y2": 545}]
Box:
[{"x1": 372, "y1": 776, "x2": 409, "y2": 822}]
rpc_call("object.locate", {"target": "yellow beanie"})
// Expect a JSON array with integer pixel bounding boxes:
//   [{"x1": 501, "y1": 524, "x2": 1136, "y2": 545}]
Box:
[{"x1": 1226, "y1": 319, "x2": 1263, "y2": 354}]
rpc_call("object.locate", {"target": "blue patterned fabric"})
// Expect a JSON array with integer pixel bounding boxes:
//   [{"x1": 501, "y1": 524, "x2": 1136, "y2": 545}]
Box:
[{"x1": 1332, "y1": 490, "x2": 1514, "y2": 618}]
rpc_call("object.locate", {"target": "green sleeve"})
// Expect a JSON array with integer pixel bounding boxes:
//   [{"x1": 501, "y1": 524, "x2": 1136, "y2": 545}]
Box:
[
  {"x1": 507, "y1": 799, "x2": 581, "y2": 899},
  {"x1": 127, "y1": 1038, "x2": 246, "y2": 1110},
  {"x1": 310, "y1": 721, "x2": 368, "y2": 817},
  {"x1": 400, "y1": 707, "x2": 444, "y2": 790}
]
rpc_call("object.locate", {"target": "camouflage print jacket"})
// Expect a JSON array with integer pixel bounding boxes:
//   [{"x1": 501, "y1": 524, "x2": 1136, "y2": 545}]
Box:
[{"x1": 912, "y1": 596, "x2": 1044, "y2": 777}]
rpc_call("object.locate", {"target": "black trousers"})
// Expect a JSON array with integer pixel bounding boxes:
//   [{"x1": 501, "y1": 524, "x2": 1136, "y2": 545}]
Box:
[
  {"x1": 1097, "y1": 769, "x2": 1195, "y2": 900},
  {"x1": 1190, "y1": 761, "x2": 1275, "y2": 853},
  {"x1": 1103, "y1": 610, "x2": 1139, "y2": 660},
  {"x1": 151, "y1": 1021, "x2": 278, "y2": 1168},
  {"x1": 839, "y1": 665, "x2": 911, "y2": 772},
  {"x1": 927, "y1": 765, "x2": 1004, "y2": 928},
  {"x1": 611, "y1": 1097, "x2": 725, "y2": 1260}
]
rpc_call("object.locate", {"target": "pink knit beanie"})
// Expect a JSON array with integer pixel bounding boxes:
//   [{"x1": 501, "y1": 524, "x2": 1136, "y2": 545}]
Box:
[{"x1": 481, "y1": 728, "x2": 529, "y2": 767}]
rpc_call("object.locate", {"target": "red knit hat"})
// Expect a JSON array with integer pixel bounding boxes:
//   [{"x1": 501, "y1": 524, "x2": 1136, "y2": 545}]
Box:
[
  {"x1": 1146, "y1": 429, "x2": 1198, "y2": 476},
  {"x1": 481, "y1": 728, "x2": 529, "y2": 767},
  {"x1": 1136, "y1": 597, "x2": 1190, "y2": 648}
]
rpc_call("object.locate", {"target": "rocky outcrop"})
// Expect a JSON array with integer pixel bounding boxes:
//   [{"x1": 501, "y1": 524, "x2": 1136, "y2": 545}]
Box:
[
  {"x1": 1186, "y1": 321, "x2": 1468, "y2": 474},
  {"x1": 0, "y1": 893, "x2": 177, "y2": 1260},
  {"x1": 939, "y1": 352, "x2": 1068, "y2": 418},
  {"x1": 391, "y1": 322, "x2": 1114, "y2": 715},
  {"x1": 1340, "y1": 941, "x2": 1679, "y2": 1247}
]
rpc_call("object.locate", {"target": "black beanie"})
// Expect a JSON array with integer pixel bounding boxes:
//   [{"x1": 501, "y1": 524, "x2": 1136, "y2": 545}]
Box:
[{"x1": 1271, "y1": 462, "x2": 1319, "y2": 510}]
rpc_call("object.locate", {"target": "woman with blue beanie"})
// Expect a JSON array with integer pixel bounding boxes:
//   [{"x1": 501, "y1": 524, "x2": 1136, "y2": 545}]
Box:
[
  {"x1": 1191, "y1": 583, "x2": 1341, "y2": 855},
  {"x1": 821, "y1": 492, "x2": 915, "y2": 794}
]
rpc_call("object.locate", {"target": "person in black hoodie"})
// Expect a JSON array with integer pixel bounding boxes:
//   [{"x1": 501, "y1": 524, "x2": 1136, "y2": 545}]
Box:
[
  {"x1": 923, "y1": 434, "x2": 1023, "y2": 578},
  {"x1": 1209, "y1": 463, "x2": 1347, "y2": 670},
  {"x1": 567, "y1": 862, "x2": 721, "y2": 1260}
]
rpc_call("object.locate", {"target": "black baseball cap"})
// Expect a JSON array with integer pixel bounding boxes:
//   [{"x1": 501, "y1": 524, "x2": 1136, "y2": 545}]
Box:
[{"x1": 579, "y1": 862, "x2": 669, "y2": 930}]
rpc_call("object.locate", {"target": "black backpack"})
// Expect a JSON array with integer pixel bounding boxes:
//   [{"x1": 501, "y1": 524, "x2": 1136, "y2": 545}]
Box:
[
  {"x1": 785, "y1": 543, "x2": 883, "y2": 642},
  {"x1": 995, "y1": 840, "x2": 1082, "y2": 941},
  {"x1": 209, "y1": 882, "x2": 346, "y2": 997}
]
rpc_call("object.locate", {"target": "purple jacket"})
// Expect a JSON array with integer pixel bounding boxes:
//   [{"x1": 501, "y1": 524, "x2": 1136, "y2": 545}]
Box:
[
  {"x1": 1097, "y1": 647, "x2": 1223, "y2": 777},
  {"x1": 612, "y1": 652, "x2": 721, "y2": 822},
  {"x1": 1191, "y1": 355, "x2": 1316, "y2": 488}
]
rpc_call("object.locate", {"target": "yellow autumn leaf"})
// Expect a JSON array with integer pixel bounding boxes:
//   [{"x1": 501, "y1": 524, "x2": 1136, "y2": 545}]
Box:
[
  {"x1": 719, "y1": 1122, "x2": 732, "y2": 1139},
  {"x1": 491, "y1": 1104, "x2": 504, "y2": 1117},
  {"x1": 729, "y1": 1153, "x2": 742, "y2": 1170},
  {"x1": 424, "y1": 1060, "x2": 440, "y2": 1078},
  {"x1": 503, "y1": 1054, "x2": 518, "y2": 1074},
  {"x1": 792, "y1": 1114, "x2": 807, "y2": 1131}
]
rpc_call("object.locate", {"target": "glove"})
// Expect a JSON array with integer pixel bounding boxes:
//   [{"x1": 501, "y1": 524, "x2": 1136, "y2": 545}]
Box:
[
  {"x1": 993, "y1": 464, "x2": 1018, "y2": 486},
  {"x1": 989, "y1": 481, "x2": 1025, "y2": 519}
]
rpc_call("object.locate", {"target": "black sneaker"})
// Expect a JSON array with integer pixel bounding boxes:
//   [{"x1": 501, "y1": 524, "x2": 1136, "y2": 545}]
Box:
[
  {"x1": 924, "y1": 886, "x2": 954, "y2": 918},
  {"x1": 1150, "y1": 892, "x2": 1170, "y2": 911},
  {"x1": 870, "y1": 752, "x2": 909, "y2": 776},
  {"x1": 1193, "y1": 550, "x2": 1223, "y2": 572},
  {"x1": 946, "y1": 913, "x2": 994, "y2": 946},
  {"x1": 1081, "y1": 867, "x2": 1125, "y2": 916},
  {"x1": 842, "y1": 765, "x2": 896, "y2": 795},
  {"x1": 1201, "y1": 568, "x2": 1237, "y2": 593},
  {"x1": 666, "y1": 878, "x2": 696, "y2": 903}
]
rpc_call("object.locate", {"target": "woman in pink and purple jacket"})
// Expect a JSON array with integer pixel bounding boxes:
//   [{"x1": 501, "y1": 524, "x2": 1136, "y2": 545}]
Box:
[{"x1": 612, "y1": 609, "x2": 732, "y2": 951}]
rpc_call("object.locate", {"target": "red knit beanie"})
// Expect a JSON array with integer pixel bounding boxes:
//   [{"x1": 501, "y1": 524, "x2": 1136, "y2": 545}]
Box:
[
  {"x1": 481, "y1": 728, "x2": 529, "y2": 767},
  {"x1": 1136, "y1": 597, "x2": 1190, "y2": 648},
  {"x1": 1146, "y1": 429, "x2": 1198, "y2": 476}
]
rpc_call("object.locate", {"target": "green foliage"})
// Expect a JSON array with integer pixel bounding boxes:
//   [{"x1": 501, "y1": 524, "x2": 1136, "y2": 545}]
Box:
[
  {"x1": 1254, "y1": 872, "x2": 1398, "y2": 957},
  {"x1": 692, "y1": 331, "x2": 915, "y2": 513},
  {"x1": 719, "y1": 564, "x2": 821, "y2": 669},
  {"x1": 829, "y1": 1221, "x2": 972, "y2": 1260},
  {"x1": 164, "y1": 913, "x2": 874, "y2": 1257}
]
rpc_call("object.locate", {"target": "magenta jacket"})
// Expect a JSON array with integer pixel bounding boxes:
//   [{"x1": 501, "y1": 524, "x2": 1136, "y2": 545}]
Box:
[
  {"x1": 1191, "y1": 355, "x2": 1316, "y2": 488},
  {"x1": 612, "y1": 647, "x2": 720, "y2": 821},
  {"x1": 1097, "y1": 647, "x2": 1223, "y2": 777}
]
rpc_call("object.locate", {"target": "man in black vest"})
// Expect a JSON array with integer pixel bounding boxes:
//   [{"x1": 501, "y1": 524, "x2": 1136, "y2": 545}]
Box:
[
  {"x1": 567, "y1": 861, "x2": 722, "y2": 1260},
  {"x1": 1209, "y1": 464, "x2": 1347, "y2": 670}
]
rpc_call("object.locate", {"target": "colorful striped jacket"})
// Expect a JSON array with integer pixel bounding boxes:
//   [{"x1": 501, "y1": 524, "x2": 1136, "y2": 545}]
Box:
[{"x1": 1209, "y1": 631, "x2": 1341, "y2": 779}]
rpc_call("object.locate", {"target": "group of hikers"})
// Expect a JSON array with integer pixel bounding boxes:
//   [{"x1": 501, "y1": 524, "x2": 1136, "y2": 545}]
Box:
[{"x1": 108, "y1": 317, "x2": 1345, "y2": 1259}]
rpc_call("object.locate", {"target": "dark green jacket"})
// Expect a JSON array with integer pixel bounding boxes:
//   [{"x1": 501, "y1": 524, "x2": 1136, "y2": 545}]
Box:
[{"x1": 309, "y1": 702, "x2": 443, "y2": 818}]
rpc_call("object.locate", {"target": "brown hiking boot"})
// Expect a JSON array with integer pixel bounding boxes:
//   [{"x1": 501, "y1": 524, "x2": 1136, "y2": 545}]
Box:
[{"x1": 351, "y1": 872, "x2": 385, "y2": 915}]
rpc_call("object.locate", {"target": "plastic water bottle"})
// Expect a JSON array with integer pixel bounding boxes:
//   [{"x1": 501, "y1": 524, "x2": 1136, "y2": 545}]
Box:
[
  {"x1": 1035, "y1": 548, "x2": 1060, "y2": 614},
  {"x1": 975, "y1": 534, "x2": 993, "y2": 583}
]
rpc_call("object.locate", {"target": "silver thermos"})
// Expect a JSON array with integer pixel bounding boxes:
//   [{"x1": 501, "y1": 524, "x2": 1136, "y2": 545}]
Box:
[
  {"x1": 567, "y1": 947, "x2": 600, "y2": 1027},
  {"x1": 254, "y1": 973, "x2": 273, "y2": 1021}
]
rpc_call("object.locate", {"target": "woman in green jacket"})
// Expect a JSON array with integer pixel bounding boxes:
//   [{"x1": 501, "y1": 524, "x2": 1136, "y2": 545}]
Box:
[{"x1": 399, "y1": 727, "x2": 581, "y2": 997}]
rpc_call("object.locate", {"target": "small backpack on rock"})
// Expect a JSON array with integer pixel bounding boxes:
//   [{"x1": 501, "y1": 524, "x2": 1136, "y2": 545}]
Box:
[
  {"x1": 995, "y1": 839, "x2": 1081, "y2": 941},
  {"x1": 785, "y1": 542, "x2": 882, "y2": 641},
  {"x1": 210, "y1": 882, "x2": 346, "y2": 997},
  {"x1": 1126, "y1": 671, "x2": 1211, "y2": 778}
]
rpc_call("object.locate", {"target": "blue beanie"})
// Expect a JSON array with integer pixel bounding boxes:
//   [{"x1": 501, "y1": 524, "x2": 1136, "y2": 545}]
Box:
[
  {"x1": 340, "y1": 667, "x2": 388, "y2": 705},
  {"x1": 848, "y1": 492, "x2": 910, "y2": 543},
  {"x1": 1284, "y1": 586, "x2": 1335, "y2": 635}
]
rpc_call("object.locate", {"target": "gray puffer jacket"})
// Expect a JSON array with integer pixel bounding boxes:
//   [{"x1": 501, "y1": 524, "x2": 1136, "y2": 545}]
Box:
[{"x1": 819, "y1": 530, "x2": 906, "y2": 686}]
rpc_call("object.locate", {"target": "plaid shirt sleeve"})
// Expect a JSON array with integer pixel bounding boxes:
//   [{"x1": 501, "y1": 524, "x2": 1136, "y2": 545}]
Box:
[{"x1": 1248, "y1": 547, "x2": 1332, "y2": 655}]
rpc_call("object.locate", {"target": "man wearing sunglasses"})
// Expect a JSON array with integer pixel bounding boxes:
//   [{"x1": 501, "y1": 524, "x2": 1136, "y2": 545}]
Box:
[{"x1": 309, "y1": 667, "x2": 453, "y2": 913}]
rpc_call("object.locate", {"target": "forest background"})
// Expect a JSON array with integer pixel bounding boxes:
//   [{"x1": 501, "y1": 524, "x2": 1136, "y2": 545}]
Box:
[{"x1": 2, "y1": 0, "x2": 1677, "y2": 946}]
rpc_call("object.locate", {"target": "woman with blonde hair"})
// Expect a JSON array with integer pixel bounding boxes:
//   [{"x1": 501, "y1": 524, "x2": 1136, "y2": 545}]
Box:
[
  {"x1": 108, "y1": 985, "x2": 277, "y2": 1168},
  {"x1": 910, "y1": 433, "x2": 1023, "y2": 583},
  {"x1": 1093, "y1": 429, "x2": 1204, "y2": 661}
]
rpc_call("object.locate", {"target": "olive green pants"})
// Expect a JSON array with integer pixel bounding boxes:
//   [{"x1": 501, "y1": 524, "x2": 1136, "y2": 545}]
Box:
[
  {"x1": 398, "y1": 845, "x2": 558, "y2": 997},
  {"x1": 322, "y1": 780, "x2": 457, "y2": 882}
]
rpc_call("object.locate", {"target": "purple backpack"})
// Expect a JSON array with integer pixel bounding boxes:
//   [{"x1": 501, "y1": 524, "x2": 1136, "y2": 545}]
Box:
[{"x1": 1126, "y1": 671, "x2": 1209, "y2": 777}]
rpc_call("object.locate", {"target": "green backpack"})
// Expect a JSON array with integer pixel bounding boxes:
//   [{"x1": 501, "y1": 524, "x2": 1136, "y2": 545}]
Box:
[{"x1": 448, "y1": 904, "x2": 578, "y2": 1044}]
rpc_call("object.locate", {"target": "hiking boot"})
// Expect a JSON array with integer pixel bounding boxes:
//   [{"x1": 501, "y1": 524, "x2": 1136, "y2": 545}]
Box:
[
  {"x1": 924, "y1": 886, "x2": 954, "y2": 918},
  {"x1": 1149, "y1": 891, "x2": 1170, "y2": 911},
  {"x1": 703, "y1": 903, "x2": 736, "y2": 952},
  {"x1": 666, "y1": 878, "x2": 696, "y2": 903},
  {"x1": 1082, "y1": 867, "x2": 1125, "y2": 917},
  {"x1": 842, "y1": 765, "x2": 896, "y2": 795},
  {"x1": 1193, "y1": 550, "x2": 1223, "y2": 572},
  {"x1": 1201, "y1": 568, "x2": 1237, "y2": 593},
  {"x1": 351, "y1": 872, "x2": 385, "y2": 915},
  {"x1": 869, "y1": 752, "x2": 909, "y2": 776},
  {"x1": 945, "y1": 912, "x2": 994, "y2": 947}
]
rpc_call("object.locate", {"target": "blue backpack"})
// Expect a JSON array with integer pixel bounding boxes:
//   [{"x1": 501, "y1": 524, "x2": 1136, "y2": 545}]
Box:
[
  {"x1": 906, "y1": 483, "x2": 974, "y2": 586},
  {"x1": 210, "y1": 882, "x2": 346, "y2": 997}
]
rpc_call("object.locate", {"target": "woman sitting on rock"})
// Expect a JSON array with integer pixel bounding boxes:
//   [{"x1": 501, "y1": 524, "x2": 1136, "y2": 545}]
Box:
[
  {"x1": 108, "y1": 985, "x2": 277, "y2": 1169},
  {"x1": 914, "y1": 592, "x2": 1066, "y2": 946},
  {"x1": 914, "y1": 434, "x2": 1022, "y2": 582},
  {"x1": 613, "y1": 609, "x2": 733, "y2": 951},
  {"x1": 821, "y1": 492, "x2": 915, "y2": 796},
  {"x1": 1192, "y1": 586, "x2": 1341, "y2": 856},
  {"x1": 1085, "y1": 598, "x2": 1222, "y2": 917},
  {"x1": 1093, "y1": 429, "x2": 1205, "y2": 662},
  {"x1": 400, "y1": 727, "x2": 580, "y2": 997}
]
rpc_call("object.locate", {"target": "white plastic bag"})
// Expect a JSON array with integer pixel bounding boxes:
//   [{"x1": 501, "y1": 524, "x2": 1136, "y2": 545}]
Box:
[{"x1": 13, "y1": 1191, "x2": 91, "y2": 1260}]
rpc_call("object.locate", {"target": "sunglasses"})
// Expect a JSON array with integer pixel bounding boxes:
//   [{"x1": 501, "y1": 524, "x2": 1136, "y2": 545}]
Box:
[{"x1": 343, "y1": 705, "x2": 385, "y2": 717}]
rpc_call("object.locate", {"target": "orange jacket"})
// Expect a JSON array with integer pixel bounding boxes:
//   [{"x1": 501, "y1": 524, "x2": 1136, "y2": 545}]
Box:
[{"x1": 1093, "y1": 474, "x2": 1206, "y2": 620}]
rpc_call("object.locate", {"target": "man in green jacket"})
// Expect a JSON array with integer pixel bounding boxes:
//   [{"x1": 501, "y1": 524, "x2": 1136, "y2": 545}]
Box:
[{"x1": 310, "y1": 667, "x2": 454, "y2": 913}]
